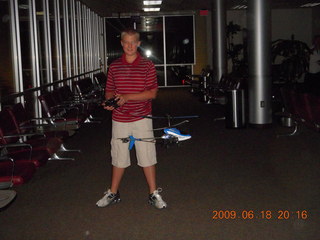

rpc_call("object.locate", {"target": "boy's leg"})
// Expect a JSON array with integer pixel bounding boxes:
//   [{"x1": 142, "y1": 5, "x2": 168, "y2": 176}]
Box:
[
  {"x1": 110, "y1": 120, "x2": 131, "y2": 193},
  {"x1": 111, "y1": 166, "x2": 125, "y2": 193},
  {"x1": 143, "y1": 165, "x2": 156, "y2": 193},
  {"x1": 96, "y1": 165, "x2": 124, "y2": 207}
]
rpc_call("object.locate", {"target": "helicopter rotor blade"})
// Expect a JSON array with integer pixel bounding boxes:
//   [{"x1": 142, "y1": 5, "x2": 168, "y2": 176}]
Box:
[
  {"x1": 170, "y1": 120, "x2": 190, "y2": 128},
  {"x1": 167, "y1": 115, "x2": 199, "y2": 119},
  {"x1": 143, "y1": 115, "x2": 199, "y2": 119},
  {"x1": 152, "y1": 120, "x2": 189, "y2": 131},
  {"x1": 118, "y1": 137, "x2": 157, "y2": 143}
]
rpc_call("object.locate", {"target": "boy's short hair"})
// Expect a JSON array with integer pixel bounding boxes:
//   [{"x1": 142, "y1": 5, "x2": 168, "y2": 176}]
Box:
[{"x1": 121, "y1": 28, "x2": 140, "y2": 41}]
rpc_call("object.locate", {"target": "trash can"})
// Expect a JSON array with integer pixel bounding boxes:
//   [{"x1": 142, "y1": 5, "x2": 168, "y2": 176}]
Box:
[{"x1": 225, "y1": 89, "x2": 246, "y2": 128}]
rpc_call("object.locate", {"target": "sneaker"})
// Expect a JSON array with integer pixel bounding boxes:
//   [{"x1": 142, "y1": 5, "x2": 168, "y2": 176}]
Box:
[
  {"x1": 96, "y1": 189, "x2": 121, "y2": 207},
  {"x1": 148, "y1": 188, "x2": 167, "y2": 209}
]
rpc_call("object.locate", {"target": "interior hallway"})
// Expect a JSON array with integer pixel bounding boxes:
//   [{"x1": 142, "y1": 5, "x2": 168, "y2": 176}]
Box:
[{"x1": 0, "y1": 88, "x2": 319, "y2": 240}]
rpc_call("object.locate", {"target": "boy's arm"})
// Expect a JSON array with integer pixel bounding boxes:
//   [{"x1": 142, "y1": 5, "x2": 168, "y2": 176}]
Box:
[{"x1": 115, "y1": 88, "x2": 157, "y2": 106}]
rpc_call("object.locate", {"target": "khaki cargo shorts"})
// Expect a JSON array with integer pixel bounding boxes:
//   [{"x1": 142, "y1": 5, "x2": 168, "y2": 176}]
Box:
[{"x1": 110, "y1": 118, "x2": 157, "y2": 168}]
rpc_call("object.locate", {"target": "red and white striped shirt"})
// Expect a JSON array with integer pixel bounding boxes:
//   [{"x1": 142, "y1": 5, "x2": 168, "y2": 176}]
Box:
[{"x1": 106, "y1": 53, "x2": 158, "y2": 122}]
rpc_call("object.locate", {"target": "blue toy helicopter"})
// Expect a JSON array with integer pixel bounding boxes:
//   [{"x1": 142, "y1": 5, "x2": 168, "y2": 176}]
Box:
[{"x1": 119, "y1": 115, "x2": 198, "y2": 150}]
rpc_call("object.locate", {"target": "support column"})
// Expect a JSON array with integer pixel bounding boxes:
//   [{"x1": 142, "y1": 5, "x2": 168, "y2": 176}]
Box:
[
  {"x1": 54, "y1": 0, "x2": 63, "y2": 84},
  {"x1": 247, "y1": 0, "x2": 272, "y2": 126},
  {"x1": 212, "y1": 0, "x2": 227, "y2": 82},
  {"x1": 9, "y1": 0, "x2": 24, "y2": 104},
  {"x1": 29, "y1": 0, "x2": 41, "y2": 118},
  {"x1": 43, "y1": 0, "x2": 53, "y2": 89}
]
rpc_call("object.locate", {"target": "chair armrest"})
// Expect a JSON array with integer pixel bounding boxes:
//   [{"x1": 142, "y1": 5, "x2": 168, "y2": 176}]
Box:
[
  {"x1": 0, "y1": 132, "x2": 46, "y2": 139},
  {"x1": 19, "y1": 123, "x2": 52, "y2": 129},
  {"x1": 0, "y1": 156, "x2": 14, "y2": 162},
  {"x1": 50, "y1": 106, "x2": 80, "y2": 118},
  {"x1": 0, "y1": 142, "x2": 32, "y2": 149},
  {"x1": 0, "y1": 156, "x2": 15, "y2": 189},
  {"x1": 57, "y1": 102, "x2": 86, "y2": 110},
  {"x1": 50, "y1": 104, "x2": 78, "y2": 110},
  {"x1": 28, "y1": 117, "x2": 67, "y2": 126},
  {"x1": 1, "y1": 143, "x2": 33, "y2": 163}
]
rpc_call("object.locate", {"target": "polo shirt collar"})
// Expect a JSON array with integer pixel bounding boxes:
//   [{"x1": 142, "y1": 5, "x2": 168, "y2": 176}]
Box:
[{"x1": 121, "y1": 52, "x2": 141, "y2": 65}]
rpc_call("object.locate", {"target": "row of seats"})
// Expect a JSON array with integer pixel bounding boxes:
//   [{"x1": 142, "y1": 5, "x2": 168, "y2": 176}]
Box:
[
  {"x1": 280, "y1": 87, "x2": 320, "y2": 135},
  {"x1": 184, "y1": 70, "x2": 244, "y2": 105},
  {"x1": 0, "y1": 72, "x2": 107, "y2": 209},
  {"x1": 39, "y1": 73, "x2": 106, "y2": 125}
]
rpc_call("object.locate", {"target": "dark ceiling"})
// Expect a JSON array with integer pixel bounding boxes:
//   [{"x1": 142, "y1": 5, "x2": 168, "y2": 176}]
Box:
[{"x1": 80, "y1": 0, "x2": 320, "y2": 17}]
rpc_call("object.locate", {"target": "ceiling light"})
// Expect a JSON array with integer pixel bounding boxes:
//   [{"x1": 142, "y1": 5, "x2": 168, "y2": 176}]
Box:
[
  {"x1": 232, "y1": 5, "x2": 247, "y2": 9},
  {"x1": 18, "y1": 4, "x2": 29, "y2": 9},
  {"x1": 143, "y1": 1, "x2": 162, "y2": 5},
  {"x1": 143, "y1": 8, "x2": 160, "y2": 12},
  {"x1": 300, "y1": 2, "x2": 320, "y2": 7}
]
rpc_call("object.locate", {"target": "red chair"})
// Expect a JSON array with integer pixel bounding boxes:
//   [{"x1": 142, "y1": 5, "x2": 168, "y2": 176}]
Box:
[
  {"x1": 2, "y1": 106, "x2": 79, "y2": 161},
  {"x1": 51, "y1": 88, "x2": 92, "y2": 117},
  {"x1": 0, "y1": 156, "x2": 20, "y2": 208},
  {"x1": 278, "y1": 87, "x2": 300, "y2": 136},
  {"x1": 297, "y1": 92, "x2": 316, "y2": 130},
  {"x1": 93, "y1": 72, "x2": 107, "y2": 90},
  {"x1": 307, "y1": 93, "x2": 320, "y2": 130},
  {"x1": 0, "y1": 156, "x2": 36, "y2": 186},
  {"x1": 0, "y1": 127, "x2": 51, "y2": 167},
  {"x1": 38, "y1": 91, "x2": 88, "y2": 128},
  {"x1": 7, "y1": 102, "x2": 70, "y2": 138},
  {"x1": 0, "y1": 108, "x2": 61, "y2": 166},
  {"x1": 57, "y1": 85, "x2": 100, "y2": 117},
  {"x1": 74, "y1": 77, "x2": 101, "y2": 102},
  {"x1": 41, "y1": 89, "x2": 102, "y2": 125},
  {"x1": 57, "y1": 85, "x2": 79, "y2": 103}
]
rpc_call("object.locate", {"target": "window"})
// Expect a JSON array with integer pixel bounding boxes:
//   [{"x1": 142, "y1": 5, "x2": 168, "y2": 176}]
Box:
[
  {"x1": 105, "y1": 18, "x2": 133, "y2": 64},
  {"x1": 105, "y1": 15, "x2": 195, "y2": 86},
  {"x1": 138, "y1": 17, "x2": 164, "y2": 64},
  {"x1": 165, "y1": 16, "x2": 194, "y2": 64},
  {"x1": 0, "y1": 0, "x2": 14, "y2": 103}
]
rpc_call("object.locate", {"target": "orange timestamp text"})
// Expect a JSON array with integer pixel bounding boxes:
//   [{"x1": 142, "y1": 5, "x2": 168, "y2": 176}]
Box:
[{"x1": 212, "y1": 210, "x2": 308, "y2": 220}]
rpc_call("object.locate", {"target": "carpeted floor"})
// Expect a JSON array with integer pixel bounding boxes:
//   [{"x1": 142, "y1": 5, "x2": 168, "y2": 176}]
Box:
[{"x1": 1, "y1": 88, "x2": 319, "y2": 240}]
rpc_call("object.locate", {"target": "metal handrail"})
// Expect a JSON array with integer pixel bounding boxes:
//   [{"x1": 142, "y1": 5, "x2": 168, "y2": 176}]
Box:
[{"x1": 0, "y1": 69, "x2": 101, "y2": 103}]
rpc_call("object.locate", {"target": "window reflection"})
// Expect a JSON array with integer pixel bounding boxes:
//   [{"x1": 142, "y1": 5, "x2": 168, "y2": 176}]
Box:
[
  {"x1": 49, "y1": 0, "x2": 58, "y2": 81},
  {"x1": 60, "y1": 0, "x2": 66, "y2": 78},
  {"x1": 1, "y1": 0, "x2": 103, "y2": 111},
  {"x1": 105, "y1": 15, "x2": 194, "y2": 87},
  {"x1": 138, "y1": 17, "x2": 164, "y2": 64},
  {"x1": 156, "y1": 66, "x2": 165, "y2": 86},
  {"x1": 18, "y1": 0, "x2": 35, "y2": 115},
  {"x1": 105, "y1": 18, "x2": 133, "y2": 64},
  {"x1": 166, "y1": 65, "x2": 192, "y2": 86},
  {"x1": 18, "y1": 0, "x2": 32, "y2": 90},
  {"x1": 35, "y1": 0, "x2": 47, "y2": 85},
  {"x1": 0, "y1": 0, "x2": 14, "y2": 103},
  {"x1": 165, "y1": 16, "x2": 194, "y2": 64}
]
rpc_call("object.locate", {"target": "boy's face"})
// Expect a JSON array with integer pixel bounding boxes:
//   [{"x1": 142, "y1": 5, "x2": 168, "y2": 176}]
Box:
[{"x1": 121, "y1": 33, "x2": 141, "y2": 57}]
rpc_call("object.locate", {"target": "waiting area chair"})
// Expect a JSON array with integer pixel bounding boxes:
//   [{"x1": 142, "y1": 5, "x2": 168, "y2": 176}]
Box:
[
  {"x1": 0, "y1": 156, "x2": 17, "y2": 209},
  {"x1": 278, "y1": 86, "x2": 320, "y2": 136}
]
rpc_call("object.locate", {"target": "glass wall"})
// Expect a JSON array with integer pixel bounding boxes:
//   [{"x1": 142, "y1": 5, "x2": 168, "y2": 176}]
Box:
[
  {"x1": 0, "y1": 0, "x2": 105, "y2": 114},
  {"x1": 36, "y1": 0, "x2": 48, "y2": 86},
  {"x1": 165, "y1": 16, "x2": 194, "y2": 86},
  {"x1": 18, "y1": 0, "x2": 32, "y2": 90},
  {"x1": 0, "y1": 0, "x2": 14, "y2": 106},
  {"x1": 165, "y1": 16, "x2": 194, "y2": 64},
  {"x1": 105, "y1": 18, "x2": 133, "y2": 64},
  {"x1": 138, "y1": 17, "x2": 164, "y2": 65},
  {"x1": 105, "y1": 15, "x2": 195, "y2": 87}
]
